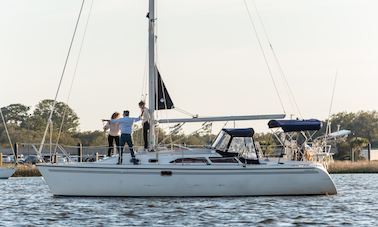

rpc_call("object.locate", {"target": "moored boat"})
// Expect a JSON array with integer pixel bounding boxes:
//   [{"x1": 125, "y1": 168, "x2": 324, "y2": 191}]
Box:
[
  {"x1": 38, "y1": 128, "x2": 337, "y2": 196},
  {"x1": 0, "y1": 167, "x2": 15, "y2": 179},
  {"x1": 37, "y1": 0, "x2": 337, "y2": 197}
]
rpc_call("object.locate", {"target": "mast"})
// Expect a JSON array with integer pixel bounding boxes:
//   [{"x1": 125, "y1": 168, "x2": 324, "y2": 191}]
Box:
[{"x1": 148, "y1": 0, "x2": 156, "y2": 150}]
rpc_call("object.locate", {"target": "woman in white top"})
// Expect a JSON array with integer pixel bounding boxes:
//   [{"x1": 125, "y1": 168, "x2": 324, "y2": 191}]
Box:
[{"x1": 103, "y1": 112, "x2": 121, "y2": 157}]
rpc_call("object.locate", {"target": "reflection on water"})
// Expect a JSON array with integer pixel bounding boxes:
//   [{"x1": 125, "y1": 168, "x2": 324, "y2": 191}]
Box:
[{"x1": 0, "y1": 175, "x2": 377, "y2": 226}]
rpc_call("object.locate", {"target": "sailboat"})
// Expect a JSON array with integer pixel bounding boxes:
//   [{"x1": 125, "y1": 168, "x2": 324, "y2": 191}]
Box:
[
  {"x1": 37, "y1": 0, "x2": 337, "y2": 196},
  {"x1": 0, "y1": 167, "x2": 15, "y2": 179},
  {"x1": 0, "y1": 107, "x2": 16, "y2": 179}
]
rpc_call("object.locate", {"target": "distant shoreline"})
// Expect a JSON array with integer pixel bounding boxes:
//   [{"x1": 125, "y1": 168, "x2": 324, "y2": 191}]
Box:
[{"x1": 328, "y1": 161, "x2": 378, "y2": 174}]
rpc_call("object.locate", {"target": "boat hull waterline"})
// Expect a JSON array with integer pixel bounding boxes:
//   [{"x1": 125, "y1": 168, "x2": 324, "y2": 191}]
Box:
[
  {"x1": 38, "y1": 164, "x2": 337, "y2": 197},
  {"x1": 0, "y1": 168, "x2": 16, "y2": 179}
]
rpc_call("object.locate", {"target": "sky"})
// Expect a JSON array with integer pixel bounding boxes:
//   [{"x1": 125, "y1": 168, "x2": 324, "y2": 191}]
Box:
[{"x1": 0, "y1": 0, "x2": 377, "y2": 134}]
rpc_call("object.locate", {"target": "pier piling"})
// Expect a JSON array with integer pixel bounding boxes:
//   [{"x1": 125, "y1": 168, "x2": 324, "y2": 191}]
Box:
[
  {"x1": 77, "y1": 143, "x2": 83, "y2": 162},
  {"x1": 14, "y1": 143, "x2": 18, "y2": 163}
]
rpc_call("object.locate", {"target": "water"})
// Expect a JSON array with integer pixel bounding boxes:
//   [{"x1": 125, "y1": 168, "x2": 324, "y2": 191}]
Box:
[{"x1": 0, "y1": 175, "x2": 377, "y2": 226}]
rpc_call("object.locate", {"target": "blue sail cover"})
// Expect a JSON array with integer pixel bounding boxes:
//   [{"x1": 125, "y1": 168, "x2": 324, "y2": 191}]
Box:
[
  {"x1": 268, "y1": 119, "x2": 321, "y2": 132},
  {"x1": 223, "y1": 128, "x2": 254, "y2": 137}
]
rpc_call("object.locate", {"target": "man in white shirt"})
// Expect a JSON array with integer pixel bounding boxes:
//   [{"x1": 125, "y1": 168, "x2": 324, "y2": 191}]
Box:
[
  {"x1": 139, "y1": 101, "x2": 150, "y2": 150},
  {"x1": 111, "y1": 110, "x2": 140, "y2": 164}
]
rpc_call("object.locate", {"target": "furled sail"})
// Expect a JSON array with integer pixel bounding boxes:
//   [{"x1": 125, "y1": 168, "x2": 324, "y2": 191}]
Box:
[{"x1": 156, "y1": 68, "x2": 174, "y2": 110}]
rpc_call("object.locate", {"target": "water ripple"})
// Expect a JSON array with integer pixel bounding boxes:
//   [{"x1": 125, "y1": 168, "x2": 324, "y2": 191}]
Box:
[{"x1": 0, "y1": 175, "x2": 378, "y2": 226}]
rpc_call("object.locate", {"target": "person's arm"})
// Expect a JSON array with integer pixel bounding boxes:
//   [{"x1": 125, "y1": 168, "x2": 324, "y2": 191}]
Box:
[
  {"x1": 103, "y1": 122, "x2": 110, "y2": 132},
  {"x1": 133, "y1": 117, "x2": 141, "y2": 122},
  {"x1": 111, "y1": 118, "x2": 123, "y2": 124}
]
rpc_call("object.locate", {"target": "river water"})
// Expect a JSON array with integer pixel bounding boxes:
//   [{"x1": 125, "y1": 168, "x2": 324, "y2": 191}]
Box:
[{"x1": 0, "y1": 174, "x2": 377, "y2": 226}]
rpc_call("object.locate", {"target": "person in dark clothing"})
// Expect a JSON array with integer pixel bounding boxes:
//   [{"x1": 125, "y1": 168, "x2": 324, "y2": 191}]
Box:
[
  {"x1": 103, "y1": 112, "x2": 121, "y2": 157},
  {"x1": 139, "y1": 101, "x2": 150, "y2": 150}
]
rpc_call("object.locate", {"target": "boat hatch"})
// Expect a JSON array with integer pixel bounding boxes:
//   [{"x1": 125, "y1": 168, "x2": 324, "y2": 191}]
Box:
[
  {"x1": 170, "y1": 158, "x2": 209, "y2": 164},
  {"x1": 209, "y1": 157, "x2": 239, "y2": 163}
]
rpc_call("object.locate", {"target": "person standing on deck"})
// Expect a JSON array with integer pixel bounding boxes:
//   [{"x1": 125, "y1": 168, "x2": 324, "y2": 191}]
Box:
[
  {"x1": 139, "y1": 101, "x2": 150, "y2": 151},
  {"x1": 103, "y1": 112, "x2": 121, "y2": 157},
  {"x1": 111, "y1": 110, "x2": 140, "y2": 165}
]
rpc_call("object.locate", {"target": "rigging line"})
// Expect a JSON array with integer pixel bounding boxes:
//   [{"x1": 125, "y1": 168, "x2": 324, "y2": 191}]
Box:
[
  {"x1": 325, "y1": 71, "x2": 338, "y2": 137},
  {"x1": 327, "y1": 71, "x2": 338, "y2": 119},
  {"x1": 139, "y1": 46, "x2": 149, "y2": 146},
  {"x1": 174, "y1": 107, "x2": 197, "y2": 118},
  {"x1": 163, "y1": 125, "x2": 204, "y2": 146},
  {"x1": 141, "y1": 46, "x2": 149, "y2": 99},
  {"x1": 242, "y1": 0, "x2": 286, "y2": 114},
  {"x1": 53, "y1": 0, "x2": 95, "y2": 156},
  {"x1": 0, "y1": 107, "x2": 16, "y2": 161},
  {"x1": 38, "y1": 0, "x2": 86, "y2": 157},
  {"x1": 250, "y1": 0, "x2": 302, "y2": 118}
]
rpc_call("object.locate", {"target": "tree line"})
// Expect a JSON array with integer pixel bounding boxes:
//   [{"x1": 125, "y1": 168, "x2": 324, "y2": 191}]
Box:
[
  {"x1": 254, "y1": 111, "x2": 378, "y2": 160},
  {"x1": 319, "y1": 111, "x2": 378, "y2": 160},
  {"x1": 0, "y1": 99, "x2": 214, "y2": 148},
  {"x1": 1, "y1": 100, "x2": 378, "y2": 160}
]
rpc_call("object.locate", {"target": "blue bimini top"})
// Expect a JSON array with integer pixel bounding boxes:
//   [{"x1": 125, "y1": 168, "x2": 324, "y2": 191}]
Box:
[
  {"x1": 268, "y1": 119, "x2": 322, "y2": 132},
  {"x1": 222, "y1": 128, "x2": 255, "y2": 137}
]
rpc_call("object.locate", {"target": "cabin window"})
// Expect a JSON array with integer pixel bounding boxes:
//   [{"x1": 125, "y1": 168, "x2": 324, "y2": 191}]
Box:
[
  {"x1": 212, "y1": 131, "x2": 231, "y2": 152},
  {"x1": 228, "y1": 137, "x2": 257, "y2": 159},
  {"x1": 209, "y1": 157, "x2": 238, "y2": 163},
  {"x1": 170, "y1": 158, "x2": 208, "y2": 164}
]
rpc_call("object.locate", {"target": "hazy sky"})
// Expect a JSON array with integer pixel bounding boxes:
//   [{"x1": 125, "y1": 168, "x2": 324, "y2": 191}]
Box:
[{"x1": 1, "y1": 0, "x2": 377, "y2": 133}]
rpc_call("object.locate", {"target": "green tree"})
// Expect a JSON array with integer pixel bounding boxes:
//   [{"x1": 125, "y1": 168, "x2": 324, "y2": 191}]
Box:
[
  {"x1": 73, "y1": 131, "x2": 106, "y2": 146},
  {"x1": 350, "y1": 137, "x2": 369, "y2": 160},
  {"x1": 254, "y1": 132, "x2": 278, "y2": 156},
  {"x1": 0, "y1": 104, "x2": 31, "y2": 127},
  {"x1": 324, "y1": 111, "x2": 378, "y2": 143},
  {"x1": 321, "y1": 111, "x2": 378, "y2": 160},
  {"x1": 30, "y1": 99, "x2": 79, "y2": 133}
]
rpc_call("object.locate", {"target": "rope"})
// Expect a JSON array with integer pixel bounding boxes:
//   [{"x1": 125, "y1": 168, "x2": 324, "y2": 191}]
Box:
[
  {"x1": 174, "y1": 107, "x2": 197, "y2": 118},
  {"x1": 0, "y1": 107, "x2": 16, "y2": 161},
  {"x1": 37, "y1": 0, "x2": 86, "y2": 157},
  {"x1": 327, "y1": 71, "x2": 338, "y2": 122},
  {"x1": 324, "y1": 71, "x2": 338, "y2": 141},
  {"x1": 242, "y1": 0, "x2": 286, "y2": 114},
  {"x1": 53, "y1": 0, "x2": 95, "y2": 156},
  {"x1": 250, "y1": 0, "x2": 302, "y2": 118},
  {"x1": 141, "y1": 47, "x2": 149, "y2": 100}
]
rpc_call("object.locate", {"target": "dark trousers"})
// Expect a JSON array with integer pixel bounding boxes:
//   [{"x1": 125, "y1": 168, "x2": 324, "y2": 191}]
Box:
[
  {"x1": 107, "y1": 135, "x2": 120, "y2": 157},
  {"x1": 120, "y1": 134, "x2": 135, "y2": 162},
  {"x1": 143, "y1": 122, "x2": 150, "y2": 149}
]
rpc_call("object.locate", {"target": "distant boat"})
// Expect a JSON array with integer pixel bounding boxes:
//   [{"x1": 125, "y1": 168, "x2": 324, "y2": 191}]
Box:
[
  {"x1": 0, "y1": 167, "x2": 15, "y2": 179},
  {"x1": 37, "y1": 0, "x2": 337, "y2": 196}
]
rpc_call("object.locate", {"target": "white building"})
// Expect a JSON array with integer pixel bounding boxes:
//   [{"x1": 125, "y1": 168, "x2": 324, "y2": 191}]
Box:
[{"x1": 361, "y1": 149, "x2": 378, "y2": 161}]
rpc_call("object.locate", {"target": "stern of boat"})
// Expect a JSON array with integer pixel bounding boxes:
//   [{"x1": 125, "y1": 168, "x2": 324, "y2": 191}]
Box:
[{"x1": 0, "y1": 167, "x2": 16, "y2": 179}]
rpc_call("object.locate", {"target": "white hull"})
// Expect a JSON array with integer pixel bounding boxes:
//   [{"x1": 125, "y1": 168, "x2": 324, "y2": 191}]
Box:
[
  {"x1": 38, "y1": 162, "x2": 336, "y2": 197},
  {"x1": 0, "y1": 167, "x2": 16, "y2": 179}
]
